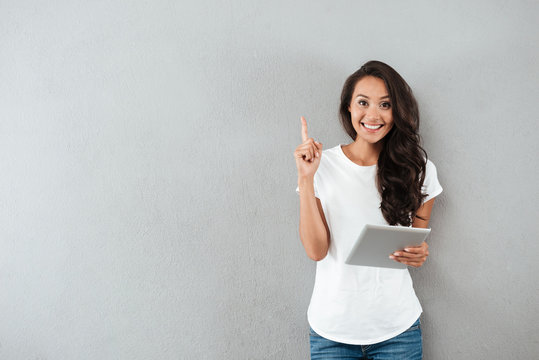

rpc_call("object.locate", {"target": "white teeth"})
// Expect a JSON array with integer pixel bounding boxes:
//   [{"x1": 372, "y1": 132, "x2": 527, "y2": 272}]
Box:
[{"x1": 363, "y1": 123, "x2": 383, "y2": 130}]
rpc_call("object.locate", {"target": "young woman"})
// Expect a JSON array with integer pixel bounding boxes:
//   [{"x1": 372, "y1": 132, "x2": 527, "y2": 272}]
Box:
[{"x1": 294, "y1": 61, "x2": 443, "y2": 359}]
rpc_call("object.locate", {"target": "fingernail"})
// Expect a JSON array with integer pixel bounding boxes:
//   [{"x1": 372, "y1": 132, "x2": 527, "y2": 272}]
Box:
[
  {"x1": 316, "y1": 152, "x2": 319, "y2": 157},
  {"x1": 404, "y1": 248, "x2": 410, "y2": 252},
  {"x1": 389, "y1": 255, "x2": 394, "y2": 259},
  {"x1": 393, "y1": 252, "x2": 399, "y2": 256}
]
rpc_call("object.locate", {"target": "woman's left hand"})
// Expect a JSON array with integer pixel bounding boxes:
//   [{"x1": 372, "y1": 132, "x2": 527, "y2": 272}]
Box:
[{"x1": 389, "y1": 242, "x2": 429, "y2": 268}]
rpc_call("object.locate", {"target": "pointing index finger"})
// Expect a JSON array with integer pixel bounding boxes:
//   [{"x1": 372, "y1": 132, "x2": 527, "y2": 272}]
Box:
[{"x1": 301, "y1": 116, "x2": 308, "y2": 142}]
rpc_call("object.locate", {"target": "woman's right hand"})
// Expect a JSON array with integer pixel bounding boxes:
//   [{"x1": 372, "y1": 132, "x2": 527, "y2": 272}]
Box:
[{"x1": 294, "y1": 116, "x2": 323, "y2": 179}]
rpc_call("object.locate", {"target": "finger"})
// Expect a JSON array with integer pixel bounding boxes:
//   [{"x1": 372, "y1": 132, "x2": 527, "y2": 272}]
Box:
[
  {"x1": 403, "y1": 249, "x2": 429, "y2": 258},
  {"x1": 401, "y1": 248, "x2": 425, "y2": 255},
  {"x1": 310, "y1": 143, "x2": 319, "y2": 158},
  {"x1": 403, "y1": 242, "x2": 428, "y2": 253},
  {"x1": 392, "y1": 250, "x2": 424, "y2": 259},
  {"x1": 302, "y1": 144, "x2": 314, "y2": 161},
  {"x1": 301, "y1": 116, "x2": 308, "y2": 142},
  {"x1": 303, "y1": 141, "x2": 316, "y2": 159},
  {"x1": 295, "y1": 145, "x2": 312, "y2": 161},
  {"x1": 405, "y1": 258, "x2": 427, "y2": 267},
  {"x1": 314, "y1": 141, "x2": 323, "y2": 156},
  {"x1": 296, "y1": 141, "x2": 320, "y2": 162},
  {"x1": 301, "y1": 149, "x2": 312, "y2": 161},
  {"x1": 390, "y1": 256, "x2": 426, "y2": 267},
  {"x1": 308, "y1": 145, "x2": 314, "y2": 162},
  {"x1": 295, "y1": 149, "x2": 309, "y2": 161},
  {"x1": 398, "y1": 253, "x2": 427, "y2": 263}
]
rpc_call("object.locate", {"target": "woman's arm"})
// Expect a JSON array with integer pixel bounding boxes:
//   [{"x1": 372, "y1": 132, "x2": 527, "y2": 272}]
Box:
[
  {"x1": 412, "y1": 197, "x2": 436, "y2": 229},
  {"x1": 298, "y1": 177, "x2": 330, "y2": 261},
  {"x1": 294, "y1": 117, "x2": 329, "y2": 261},
  {"x1": 390, "y1": 197, "x2": 436, "y2": 267}
]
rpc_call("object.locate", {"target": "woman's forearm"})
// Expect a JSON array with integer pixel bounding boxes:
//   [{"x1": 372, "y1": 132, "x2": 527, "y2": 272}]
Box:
[{"x1": 298, "y1": 177, "x2": 329, "y2": 261}]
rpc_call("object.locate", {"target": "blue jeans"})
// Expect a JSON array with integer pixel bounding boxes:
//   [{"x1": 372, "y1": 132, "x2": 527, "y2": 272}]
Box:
[{"x1": 309, "y1": 318, "x2": 422, "y2": 360}]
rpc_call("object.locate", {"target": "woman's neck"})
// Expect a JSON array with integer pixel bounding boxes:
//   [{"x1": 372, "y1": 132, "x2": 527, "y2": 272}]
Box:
[{"x1": 343, "y1": 139, "x2": 383, "y2": 166}]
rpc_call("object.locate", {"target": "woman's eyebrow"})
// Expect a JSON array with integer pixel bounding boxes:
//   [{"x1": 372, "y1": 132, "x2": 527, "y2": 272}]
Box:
[{"x1": 356, "y1": 94, "x2": 390, "y2": 99}]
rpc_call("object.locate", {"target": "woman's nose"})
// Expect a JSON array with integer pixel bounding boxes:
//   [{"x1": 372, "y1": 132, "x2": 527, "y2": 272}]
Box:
[{"x1": 365, "y1": 105, "x2": 380, "y2": 120}]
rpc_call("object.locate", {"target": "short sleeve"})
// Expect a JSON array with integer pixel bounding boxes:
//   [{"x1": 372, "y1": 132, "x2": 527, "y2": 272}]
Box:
[
  {"x1": 422, "y1": 159, "x2": 443, "y2": 203},
  {"x1": 295, "y1": 176, "x2": 320, "y2": 198}
]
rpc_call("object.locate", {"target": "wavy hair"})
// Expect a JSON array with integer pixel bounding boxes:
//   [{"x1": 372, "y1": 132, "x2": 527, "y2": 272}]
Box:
[{"x1": 339, "y1": 60, "x2": 428, "y2": 226}]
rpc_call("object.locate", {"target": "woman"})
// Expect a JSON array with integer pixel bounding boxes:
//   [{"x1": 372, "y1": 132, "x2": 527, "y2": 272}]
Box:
[{"x1": 294, "y1": 60, "x2": 443, "y2": 359}]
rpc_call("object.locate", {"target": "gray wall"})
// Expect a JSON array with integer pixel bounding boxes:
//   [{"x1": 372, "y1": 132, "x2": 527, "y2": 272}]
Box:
[{"x1": 1, "y1": 1, "x2": 538, "y2": 359}]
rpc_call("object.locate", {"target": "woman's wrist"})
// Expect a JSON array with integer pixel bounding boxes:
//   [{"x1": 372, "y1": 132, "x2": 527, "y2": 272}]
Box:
[
  {"x1": 298, "y1": 176, "x2": 314, "y2": 186},
  {"x1": 297, "y1": 176, "x2": 316, "y2": 195}
]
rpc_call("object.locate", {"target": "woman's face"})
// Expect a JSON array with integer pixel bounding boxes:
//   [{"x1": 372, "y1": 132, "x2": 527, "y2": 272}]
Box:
[{"x1": 348, "y1": 76, "x2": 394, "y2": 144}]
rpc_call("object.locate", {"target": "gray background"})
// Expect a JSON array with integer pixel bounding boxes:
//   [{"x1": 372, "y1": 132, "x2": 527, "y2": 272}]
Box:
[{"x1": 1, "y1": 0, "x2": 538, "y2": 359}]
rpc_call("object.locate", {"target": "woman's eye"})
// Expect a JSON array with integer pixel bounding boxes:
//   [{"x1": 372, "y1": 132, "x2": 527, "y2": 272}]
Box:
[
  {"x1": 358, "y1": 100, "x2": 368, "y2": 106},
  {"x1": 380, "y1": 102, "x2": 391, "y2": 109}
]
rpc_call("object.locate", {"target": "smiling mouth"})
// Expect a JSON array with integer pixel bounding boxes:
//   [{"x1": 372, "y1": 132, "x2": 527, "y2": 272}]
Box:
[{"x1": 361, "y1": 122, "x2": 384, "y2": 130}]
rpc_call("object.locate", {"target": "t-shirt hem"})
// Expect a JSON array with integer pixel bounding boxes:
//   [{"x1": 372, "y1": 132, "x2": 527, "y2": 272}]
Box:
[{"x1": 308, "y1": 309, "x2": 423, "y2": 345}]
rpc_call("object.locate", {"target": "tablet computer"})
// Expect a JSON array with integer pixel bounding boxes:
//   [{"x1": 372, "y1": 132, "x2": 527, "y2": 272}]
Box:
[{"x1": 344, "y1": 224, "x2": 431, "y2": 269}]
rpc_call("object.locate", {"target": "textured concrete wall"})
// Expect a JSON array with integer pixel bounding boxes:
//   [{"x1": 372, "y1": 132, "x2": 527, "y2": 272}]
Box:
[{"x1": 1, "y1": 1, "x2": 538, "y2": 359}]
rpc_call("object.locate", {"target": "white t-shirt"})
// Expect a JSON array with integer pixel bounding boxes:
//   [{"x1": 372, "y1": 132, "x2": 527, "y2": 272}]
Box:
[{"x1": 296, "y1": 144, "x2": 443, "y2": 345}]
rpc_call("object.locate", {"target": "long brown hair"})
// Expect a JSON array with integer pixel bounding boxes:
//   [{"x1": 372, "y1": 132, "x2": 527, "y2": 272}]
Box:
[{"x1": 339, "y1": 60, "x2": 428, "y2": 226}]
